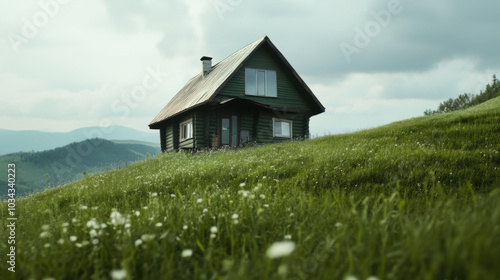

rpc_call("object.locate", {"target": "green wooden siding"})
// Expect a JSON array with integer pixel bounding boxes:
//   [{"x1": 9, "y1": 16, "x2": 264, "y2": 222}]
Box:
[{"x1": 219, "y1": 44, "x2": 316, "y2": 114}]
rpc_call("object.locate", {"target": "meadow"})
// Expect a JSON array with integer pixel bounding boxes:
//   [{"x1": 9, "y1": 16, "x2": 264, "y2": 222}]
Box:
[{"x1": 1, "y1": 97, "x2": 499, "y2": 280}]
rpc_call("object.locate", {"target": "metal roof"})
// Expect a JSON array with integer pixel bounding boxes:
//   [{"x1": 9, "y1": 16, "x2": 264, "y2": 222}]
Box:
[{"x1": 149, "y1": 36, "x2": 325, "y2": 128}]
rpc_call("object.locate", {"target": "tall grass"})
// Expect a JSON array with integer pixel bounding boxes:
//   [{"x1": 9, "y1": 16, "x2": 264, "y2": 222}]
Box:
[{"x1": 1, "y1": 97, "x2": 499, "y2": 279}]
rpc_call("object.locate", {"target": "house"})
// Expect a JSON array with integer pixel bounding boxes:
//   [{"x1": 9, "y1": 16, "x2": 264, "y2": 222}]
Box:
[{"x1": 149, "y1": 36, "x2": 325, "y2": 152}]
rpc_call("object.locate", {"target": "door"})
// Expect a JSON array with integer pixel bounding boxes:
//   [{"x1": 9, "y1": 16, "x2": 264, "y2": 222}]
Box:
[{"x1": 220, "y1": 115, "x2": 238, "y2": 147}]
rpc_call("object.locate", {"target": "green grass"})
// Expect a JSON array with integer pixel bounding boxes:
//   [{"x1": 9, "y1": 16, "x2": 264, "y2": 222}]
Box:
[{"x1": 1, "y1": 97, "x2": 500, "y2": 280}]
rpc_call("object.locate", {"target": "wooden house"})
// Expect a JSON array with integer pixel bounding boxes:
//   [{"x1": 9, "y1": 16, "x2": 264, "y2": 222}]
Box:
[{"x1": 149, "y1": 36, "x2": 325, "y2": 152}]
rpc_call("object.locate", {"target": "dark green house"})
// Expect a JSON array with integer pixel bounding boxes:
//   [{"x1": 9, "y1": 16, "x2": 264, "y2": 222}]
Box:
[{"x1": 149, "y1": 36, "x2": 325, "y2": 152}]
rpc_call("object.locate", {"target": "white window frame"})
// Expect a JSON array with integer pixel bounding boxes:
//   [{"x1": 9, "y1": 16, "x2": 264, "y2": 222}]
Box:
[
  {"x1": 180, "y1": 120, "x2": 193, "y2": 141},
  {"x1": 272, "y1": 118, "x2": 292, "y2": 138},
  {"x1": 245, "y1": 68, "x2": 277, "y2": 97}
]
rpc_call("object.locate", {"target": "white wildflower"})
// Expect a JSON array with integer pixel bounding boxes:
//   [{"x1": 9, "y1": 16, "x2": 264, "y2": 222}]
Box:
[
  {"x1": 80, "y1": 205, "x2": 88, "y2": 210},
  {"x1": 141, "y1": 234, "x2": 156, "y2": 242},
  {"x1": 196, "y1": 198, "x2": 203, "y2": 203},
  {"x1": 183, "y1": 225, "x2": 188, "y2": 230},
  {"x1": 69, "y1": 236, "x2": 77, "y2": 242},
  {"x1": 110, "y1": 210, "x2": 126, "y2": 226},
  {"x1": 366, "y1": 276, "x2": 379, "y2": 280},
  {"x1": 210, "y1": 226, "x2": 217, "y2": 233},
  {"x1": 134, "y1": 211, "x2": 140, "y2": 217},
  {"x1": 181, "y1": 249, "x2": 193, "y2": 258},
  {"x1": 266, "y1": 241, "x2": 296, "y2": 259},
  {"x1": 135, "y1": 239, "x2": 143, "y2": 246},
  {"x1": 344, "y1": 276, "x2": 359, "y2": 280},
  {"x1": 155, "y1": 222, "x2": 163, "y2": 227},
  {"x1": 231, "y1": 213, "x2": 239, "y2": 220},
  {"x1": 39, "y1": 231, "x2": 51, "y2": 238},
  {"x1": 41, "y1": 224, "x2": 50, "y2": 231},
  {"x1": 284, "y1": 235, "x2": 292, "y2": 240},
  {"x1": 239, "y1": 182, "x2": 246, "y2": 188},
  {"x1": 110, "y1": 268, "x2": 127, "y2": 280},
  {"x1": 259, "y1": 194, "x2": 266, "y2": 199}
]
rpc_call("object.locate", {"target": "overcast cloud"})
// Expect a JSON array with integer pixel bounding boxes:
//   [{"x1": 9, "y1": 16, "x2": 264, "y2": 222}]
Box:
[{"x1": 1, "y1": 0, "x2": 499, "y2": 136}]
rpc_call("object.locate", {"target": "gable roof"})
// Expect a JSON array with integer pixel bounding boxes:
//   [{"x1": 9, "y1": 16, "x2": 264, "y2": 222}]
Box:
[{"x1": 149, "y1": 36, "x2": 325, "y2": 129}]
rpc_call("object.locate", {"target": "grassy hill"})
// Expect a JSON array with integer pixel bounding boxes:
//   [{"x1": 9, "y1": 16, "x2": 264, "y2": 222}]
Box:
[
  {"x1": 0, "y1": 139, "x2": 160, "y2": 197},
  {"x1": 1, "y1": 98, "x2": 499, "y2": 279}
]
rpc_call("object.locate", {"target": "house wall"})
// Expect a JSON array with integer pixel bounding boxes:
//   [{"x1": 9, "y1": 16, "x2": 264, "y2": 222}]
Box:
[{"x1": 218, "y1": 44, "x2": 317, "y2": 114}]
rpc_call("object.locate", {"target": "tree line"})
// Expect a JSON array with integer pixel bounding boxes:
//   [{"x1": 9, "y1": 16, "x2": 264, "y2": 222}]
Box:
[{"x1": 424, "y1": 75, "x2": 499, "y2": 115}]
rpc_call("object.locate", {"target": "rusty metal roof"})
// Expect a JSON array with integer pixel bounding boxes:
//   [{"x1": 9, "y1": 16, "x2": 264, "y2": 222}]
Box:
[
  {"x1": 149, "y1": 36, "x2": 325, "y2": 128},
  {"x1": 149, "y1": 36, "x2": 267, "y2": 128}
]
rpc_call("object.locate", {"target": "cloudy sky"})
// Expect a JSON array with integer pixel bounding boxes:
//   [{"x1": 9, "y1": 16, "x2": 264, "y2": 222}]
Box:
[{"x1": 1, "y1": 0, "x2": 499, "y2": 137}]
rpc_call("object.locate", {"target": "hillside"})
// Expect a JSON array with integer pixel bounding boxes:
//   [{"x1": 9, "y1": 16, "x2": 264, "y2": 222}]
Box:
[
  {"x1": 0, "y1": 125, "x2": 159, "y2": 156},
  {"x1": 0, "y1": 139, "x2": 160, "y2": 197},
  {"x1": 1, "y1": 97, "x2": 499, "y2": 279}
]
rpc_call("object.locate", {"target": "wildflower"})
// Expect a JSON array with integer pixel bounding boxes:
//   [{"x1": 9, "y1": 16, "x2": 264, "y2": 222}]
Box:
[
  {"x1": 80, "y1": 205, "x2": 88, "y2": 210},
  {"x1": 110, "y1": 210, "x2": 126, "y2": 226},
  {"x1": 143, "y1": 206, "x2": 148, "y2": 210},
  {"x1": 135, "y1": 239, "x2": 143, "y2": 246},
  {"x1": 344, "y1": 276, "x2": 359, "y2": 280},
  {"x1": 69, "y1": 236, "x2": 77, "y2": 242},
  {"x1": 366, "y1": 277, "x2": 379, "y2": 280},
  {"x1": 183, "y1": 225, "x2": 188, "y2": 230},
  {"x1": 134, "y1": 211, "x2": 140, "y2": 217},
  {"x1": 210, "y1": 233, "x2": 216, "y2": 239},
  {"x1": 155, "y1": 222, "x2": 163, "y2": 227},
  {"x1": 57, "y1": 239, "x2": 65, "y2": 245},
  {"x1": 151, "y1": 192, "x2": 158, "y2": 197},
  {"x1": 203, "y1": 208, "x2": 208, "y2": 213},
  {"x1": 181, "y1": 249, "x2": 193, "y2": 258},
  {"x1": 44, "y1": 243, "x2": 51, "y2": 248},
  {"x1": 239, "y1": 182, "x2": 246, "y2": 188},
  {"x1": 231, "y1": 214, "x2": 239, "y2": 220},
  {"x1": 284, "y1": 235, "x2": 292, "y2": 240},
  {"x1": 266, "y1": 241, "x2": 296, "y2": 258},
  {"x1": 141, "y1": 234, "x2": 156, "y2": 242},
  {"x1": 110, "y1": 269, "x2": 127, "y2": 280},
  {"x1": 39, "y1": 231, "x2": 51, "y2": 238},
  {"x1": 335, "y1": 222, "x2": 343, "y2": 228},
  {"x1": 263, "y1": 204, "x2": 269, "y2": 208},
  {"x1": 89, "y1": 229, "x2": 98, "y2": 238},
  {"x1": 41, "y1": 224, "x2": 50, "y2": 231},
  {"x1": 197, "y1": 198, "x2": 203, "y2": 203},
  {"x1": 210, "y1": 226, "x2": 217, "y2": 233},
  {"x1": 86, "y1": 219, "x2": 100, "y2": 229},
  {"x1": 259, "y1": 194, "x2": 266, "y2": 199},
  {"x1": 170, "y1": 194, "x2": 176, "y2": 198},
  {"x1": 92, "y1": 239, "x2": 99, "y2": 245},
  {"x1": 62, "y1": 222, "x2": 69, "y2": 227}
]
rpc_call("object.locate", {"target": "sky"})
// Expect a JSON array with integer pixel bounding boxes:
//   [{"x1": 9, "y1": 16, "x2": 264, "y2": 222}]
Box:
[{"x1": 1, "y1": 0, "x2": 499, "y2": 137}]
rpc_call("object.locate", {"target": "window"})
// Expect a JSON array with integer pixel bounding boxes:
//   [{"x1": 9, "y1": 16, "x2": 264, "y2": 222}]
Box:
[
  {"x1": 180, "y1": 121, "x2": 193, "y2": 140},
  {"x1": 273, "y1": 119, "x2": 292, "y2": 138},
  {"x1": 245, "y1": 68, "x2": 277, "y2": 97}
]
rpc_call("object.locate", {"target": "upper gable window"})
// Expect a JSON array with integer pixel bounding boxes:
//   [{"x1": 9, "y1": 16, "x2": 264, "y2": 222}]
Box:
[{"x1": 245, "y1": 68, "x2": 277, "y2": 97}]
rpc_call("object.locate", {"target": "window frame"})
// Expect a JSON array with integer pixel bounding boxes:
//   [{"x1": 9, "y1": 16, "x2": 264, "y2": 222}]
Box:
[
  {"x1": 245, "y1": 68, "x2": 277, "y2": 97},
  {"x1": 180, "y1": 120, "x2": 193, "y2": 141},
  {"x1": 272, "y1": 118, "x2": 293, "y2": 138}
]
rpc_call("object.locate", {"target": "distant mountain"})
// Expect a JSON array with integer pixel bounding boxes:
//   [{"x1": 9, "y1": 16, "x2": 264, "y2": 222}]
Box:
[
  {"x1": 0, "y1": 138, "x2": 161, "y2": 197},
  {"x1": 0, "y1": 125, "x2": 159, "y2": 156}
]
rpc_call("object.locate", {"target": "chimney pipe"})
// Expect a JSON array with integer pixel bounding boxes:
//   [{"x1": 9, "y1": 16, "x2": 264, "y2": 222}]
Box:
[{"x1": 200, "y1": 56, "x2": 213, "y2": 77}]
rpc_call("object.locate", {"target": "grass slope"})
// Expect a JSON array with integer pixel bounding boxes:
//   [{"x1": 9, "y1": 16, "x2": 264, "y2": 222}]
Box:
[{"x1": 1, "y1": 98, "x2": 499, "y2": 280}]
